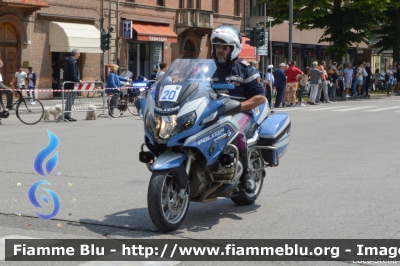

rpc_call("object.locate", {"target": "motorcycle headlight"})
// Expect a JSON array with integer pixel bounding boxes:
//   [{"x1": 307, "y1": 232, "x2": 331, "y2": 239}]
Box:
[
  {"x1": 178, "y1": 111, "x2": 196, "y2": 128},
  {"x1": 159, "y1": 115, "x2": 177, "y2": 139},
  {"x1": 145, "y1": 111, "x2": 160, "y2": 136},
  {"x1": 172, "y1": 111, "x2": 197, "y2": 135}
]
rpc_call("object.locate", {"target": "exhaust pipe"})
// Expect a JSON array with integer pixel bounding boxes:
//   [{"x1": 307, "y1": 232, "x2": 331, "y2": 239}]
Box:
[{"x1": 198, "y1": 182, "x2": 223, "y2": 202}]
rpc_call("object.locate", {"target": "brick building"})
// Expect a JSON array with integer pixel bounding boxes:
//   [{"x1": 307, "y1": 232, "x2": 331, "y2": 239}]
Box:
[
  {"x1": 0, "y1": 0, "x2": 251, "y2": 99},
  {"x1": 118, "y1": 0, "x2": 250, "y2": 78},
  {"x1": 1, "y1": 0, "x2": 370, "y2": 99},
  {"x1": 0, "y1": 0, "x2": 107, "y2": 99}
]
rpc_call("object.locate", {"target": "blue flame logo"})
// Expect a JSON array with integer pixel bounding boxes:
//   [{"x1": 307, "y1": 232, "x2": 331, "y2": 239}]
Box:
[
  {"x1": 28, "y1": 180, "x2": 60, "y2": 220},
  {"x1": 34, "y1": 130, "x2": 59, "y2": 176},
  {"x1": 29, "y1": 130, "x2": 60, "y2": 220}
]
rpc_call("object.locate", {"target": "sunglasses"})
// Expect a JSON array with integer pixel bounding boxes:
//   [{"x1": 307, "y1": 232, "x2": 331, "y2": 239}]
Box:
[{"x1": 215, "y1": 45, "x2": 230, "y2": 51}]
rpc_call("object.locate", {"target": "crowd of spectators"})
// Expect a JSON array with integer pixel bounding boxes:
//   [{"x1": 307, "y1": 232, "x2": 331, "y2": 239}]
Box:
[{"x1": 264, "y1": 60, "x2": 385, "y2": 108}]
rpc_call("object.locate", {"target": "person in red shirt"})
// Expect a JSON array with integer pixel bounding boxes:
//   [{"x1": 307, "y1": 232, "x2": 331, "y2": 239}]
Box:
[{"x1": 285, "y1": 61, "x2": 303, "y2": 107}]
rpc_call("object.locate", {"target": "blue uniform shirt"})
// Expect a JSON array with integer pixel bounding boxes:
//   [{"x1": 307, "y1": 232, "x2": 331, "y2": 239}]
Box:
[{"x1": 212, "y1": 58, "x2": 265, "y2": 99}]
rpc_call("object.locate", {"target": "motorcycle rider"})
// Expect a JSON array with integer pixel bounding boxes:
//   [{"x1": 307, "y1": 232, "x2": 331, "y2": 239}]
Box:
[{"x1": 210, "y1": 24, "x2": 266, "y2": 193}]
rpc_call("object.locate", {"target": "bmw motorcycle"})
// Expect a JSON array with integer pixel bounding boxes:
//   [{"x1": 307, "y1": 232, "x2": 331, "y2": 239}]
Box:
[{"x1": 138, "y1": 59, "x2": 291, "y2": 232}]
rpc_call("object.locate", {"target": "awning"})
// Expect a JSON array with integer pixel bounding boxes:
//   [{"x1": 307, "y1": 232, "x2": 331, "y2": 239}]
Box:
[
  {"x1": 49, "y1": 22, "x2": 102, "y2": 53},
  {"x1": 132, "y1": 22, "x2": 177, "y2": 43},
  {"x1": 240, "y1": 37, "x2": 256, "y2": 61}
]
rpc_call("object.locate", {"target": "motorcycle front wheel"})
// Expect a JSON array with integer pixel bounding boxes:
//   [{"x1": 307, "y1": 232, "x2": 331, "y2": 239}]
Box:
[{"x1": 147, "y1": 170, "x2": 190, "y2": 232}]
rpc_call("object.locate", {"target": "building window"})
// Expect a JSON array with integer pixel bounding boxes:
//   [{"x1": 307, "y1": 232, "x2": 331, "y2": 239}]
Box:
[
  {"x1": 234, "y1": 0, "x2": 240, "y2": 16},
  {"x1": 179, "y1": 0, "x2": 184, "y2": 8},
  {"x1": 187, "y1": 0, "x2": 193, "y2": 8},
  {"x1": 212, "y1": 0, "x2": 219, "y2": 13},
  {"x1": 196, "y1": 0, "x2": 201, "y2": 9},
  {"x1": 157, "y1": 0, "x2": 165, "y2": 6}
]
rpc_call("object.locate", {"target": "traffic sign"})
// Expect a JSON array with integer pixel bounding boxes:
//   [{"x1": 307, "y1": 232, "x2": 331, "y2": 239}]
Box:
[
  {"x1": 123, "y1": 21, "x2": 132, "y2": 39},
  {"x1": 257, "y1": 31, "x2": 268, "y2": 56}
]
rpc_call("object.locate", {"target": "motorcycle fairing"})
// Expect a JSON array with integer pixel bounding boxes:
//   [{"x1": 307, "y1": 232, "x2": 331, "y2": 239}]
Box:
[
  {"x1": 152, "y1": 152, "x2": 187, "y2": 170},
  {"x1": 183, "y1": 116, "x2": 239, "y2": 165},
  {"x1": 166, "y1": 97, "x2": 225, "y2": 147},
  {"x1": 144, "y1": 127, "x2": 155, "y2": 145}
]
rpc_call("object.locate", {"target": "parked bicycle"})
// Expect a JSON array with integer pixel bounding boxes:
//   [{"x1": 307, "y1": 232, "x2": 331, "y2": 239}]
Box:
[{"x1": 0, "y1": 88, "x2": 44, "y2": 125}]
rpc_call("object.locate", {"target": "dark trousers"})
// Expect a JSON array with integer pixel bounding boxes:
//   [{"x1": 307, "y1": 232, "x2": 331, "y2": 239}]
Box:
[
  {"x1": 64, "y1": 89, "x2": 75, "y2": 118},
  {"x1": 298, "y1": 85, "x2": 305, "y2": 103},
  {"x1": 365, "y1": 76, "x2": 371, "y2": 95},
  {"x1": 0, "y1": 83, "x2": 14, "y2": 107},
  {"x1": 265, "y1": 84, "x2": 272, "y2": 108},
  {"x1": 351, "y1": 79, "x2": 358, "y2": 96},
  {"x1": 274, "y1": 87, "x2": 285, "y2": 107},
  {"x1": 338, "y1": 80, "x2": 344, "y2": 97}
]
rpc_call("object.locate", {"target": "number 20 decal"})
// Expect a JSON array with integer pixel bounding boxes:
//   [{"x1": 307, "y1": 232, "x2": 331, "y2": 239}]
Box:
[
  {"x1": 162, "y1": 90, "x2": 176, "y2": 100},
  {"x1": 160, "y1": 85, "x2": 181, "y2": 102}
]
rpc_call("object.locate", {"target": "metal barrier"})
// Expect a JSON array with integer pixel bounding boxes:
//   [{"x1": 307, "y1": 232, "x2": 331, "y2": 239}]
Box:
[{"x1": 61, "y1": 81, "x2": 106, "y2": 122}]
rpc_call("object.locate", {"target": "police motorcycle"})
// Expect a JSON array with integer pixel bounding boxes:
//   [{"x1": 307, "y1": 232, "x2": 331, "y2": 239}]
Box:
[
  {"x1": 138, "y1": 59, "x2": 291, "y2": 232},
  {"x1": 119, "y1": 71, "x2": 151, "y2": 115}
]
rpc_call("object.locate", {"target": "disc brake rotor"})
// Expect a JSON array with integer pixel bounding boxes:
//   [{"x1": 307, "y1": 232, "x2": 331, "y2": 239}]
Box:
[{"x1": 166, "y1": 185, "x2": 186, "y2": 216}]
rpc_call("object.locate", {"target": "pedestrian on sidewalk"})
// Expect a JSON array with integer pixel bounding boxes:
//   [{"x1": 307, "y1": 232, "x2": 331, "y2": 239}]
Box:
[
  {"x1": 337, "y1": 63, "x2": 344, "y2": 98},
  {"x1": 309, "y1": 61, "x2": 324, "y2": 105},
  {"x1": 365, "y1": 62, "x2": 372, "y2": 96},
  {"x1": 63, "y1": 49, "x2": 83, "y2": 122},
  {"x1": 273, "y1": 63, "x2": 286, "y2": 108},
  {"x1": 0, "y1": 60, "x2": 13, "y2": 109},
  {"x1": 316, "y1": 61, "x2": 330, "y2": 103},
  {"x1": 285, "y1": 61, "x2": 303, "y2": 107},
  {"x1": 298, "y1": 67, "x2": 310, "y2": 106},
  {"x1": 26, "y1": 66, "x2": 37, "y2": 105},
  {"x1": 344, "y1": 63, "x2": 354, "y2": 98},
  {"x1": 11, "y1": 66, "x2": 27, "y2": 92},
  {"x1": 264, "y1": 65, "x2": 274, "y2": 108}
]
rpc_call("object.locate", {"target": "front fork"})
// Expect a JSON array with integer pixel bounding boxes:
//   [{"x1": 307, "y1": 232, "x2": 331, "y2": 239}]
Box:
[{"x1": 140, "y1": 143, "x2": 195, "y2": 198}]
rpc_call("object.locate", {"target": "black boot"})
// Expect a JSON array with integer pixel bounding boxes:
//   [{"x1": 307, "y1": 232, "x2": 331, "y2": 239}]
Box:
[{"x1": 239, "y1": 149, "x2": 256, "y2": 194}]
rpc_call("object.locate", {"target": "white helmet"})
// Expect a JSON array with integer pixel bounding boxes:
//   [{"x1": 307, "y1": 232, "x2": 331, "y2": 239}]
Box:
[{"x1": 211, "y1": 24, "x2": 242, "y2": 61}]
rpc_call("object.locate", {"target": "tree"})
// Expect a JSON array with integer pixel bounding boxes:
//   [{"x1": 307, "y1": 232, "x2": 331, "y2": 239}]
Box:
[
  {"x1": 261, "y1": 0, "x2": 388, "y2": 58},
  {"x1": 371, "y1": 2, "x2": 400, "y2": 64}
]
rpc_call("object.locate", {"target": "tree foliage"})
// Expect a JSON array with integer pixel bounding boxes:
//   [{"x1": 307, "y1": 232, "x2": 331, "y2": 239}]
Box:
[
  {"x1": 261, "y1": 0, "x2": 389, "y2": 58},
  {"x1": 371, "y1": 1, "x2": 400, "y2": 63}
]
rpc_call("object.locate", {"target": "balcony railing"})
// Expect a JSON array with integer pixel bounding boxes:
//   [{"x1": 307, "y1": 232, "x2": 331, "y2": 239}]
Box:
[{"x1": 177, "y1": 9, "x2": 213, "y2": 29}]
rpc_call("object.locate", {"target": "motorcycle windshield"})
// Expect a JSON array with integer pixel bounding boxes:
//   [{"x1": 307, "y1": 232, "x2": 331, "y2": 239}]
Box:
[{"x1": 152, "y1": 59, "x2": 218, "y2": 112}]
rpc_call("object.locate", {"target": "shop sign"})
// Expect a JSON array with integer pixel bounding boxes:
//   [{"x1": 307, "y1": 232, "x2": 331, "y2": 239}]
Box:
[
  {"x1": 149, "y1": 36, "x2": 167, "y2": 42},
  {"x1": 123, "y1": 21, "x2": 132, "y2": 39}
]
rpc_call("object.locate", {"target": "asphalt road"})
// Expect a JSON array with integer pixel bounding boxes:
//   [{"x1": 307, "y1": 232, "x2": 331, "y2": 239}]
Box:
[{"x1": 1, "y1": 95, "x2": 400, "y2": 266}]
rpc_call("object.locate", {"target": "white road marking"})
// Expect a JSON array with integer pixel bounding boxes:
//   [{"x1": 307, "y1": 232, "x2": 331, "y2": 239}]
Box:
[
  {"x1": 363, "y1": 106, "x2": 400, "y2": 112},
  {"x1": 302, "y1": 106, "x2": 349, "y2": 111},
  {"x1": 333, "y1": 106, "x2": 378, "y2": 112}
]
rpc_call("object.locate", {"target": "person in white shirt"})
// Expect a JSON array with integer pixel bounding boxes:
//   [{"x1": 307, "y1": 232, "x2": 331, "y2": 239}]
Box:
[
  {"x1": 12, "y1": 66, "x2": 27, "y2": 90},
  {"x1": 264, "y1": 65, "x2": 274, "y2": 109},
  {"x1": 26, "y1": 66, "x2": 37, "y2": 105},
  {"x1": 356, "y1": 62, "x2": 364, "y2": 96},
  {"x1": 0, "y1": 60, "x2": 14, "y2": 109}
]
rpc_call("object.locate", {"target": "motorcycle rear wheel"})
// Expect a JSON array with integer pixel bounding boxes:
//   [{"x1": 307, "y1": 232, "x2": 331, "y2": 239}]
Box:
[
  {"x1": 147, "y1": 170, "x2": 190, "y2": 232},
  {"x1": 231, "y1": 150, "x2": 264, "y2": 205}
]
